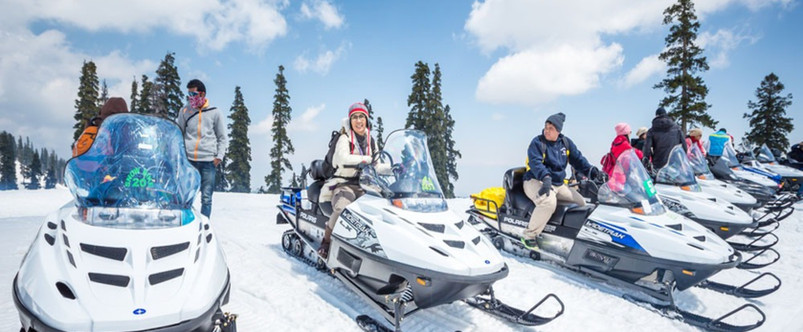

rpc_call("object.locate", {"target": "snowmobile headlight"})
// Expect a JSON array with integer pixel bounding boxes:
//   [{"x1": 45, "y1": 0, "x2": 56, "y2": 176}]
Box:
[
  {"x1": 84, "y1": 207, "x2": 184, "y2": 229},
  {"x1": 390, "y1": 198, "x2": 448, "y2": 213}
]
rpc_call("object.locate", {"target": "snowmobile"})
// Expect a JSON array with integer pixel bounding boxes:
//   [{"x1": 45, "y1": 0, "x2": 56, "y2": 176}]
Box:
[
  {"x1": 13, "y1": 114, "x2": 236, "y2": 332},
  {"x1": 687, "y1": 144, "x2": 759, "y2": 213},
  {"x1": 468, "y1": 150, "x2": 773, "y2": 332},
  {"x1": 652, "y1": 145, "x2": 780, "y2": 255},
  {"x1": 752, "y1": 144, "x2": 803, "y2": 196},
  {"x1": 277, "y1": 130, "x2": 564, "y2": 332}
]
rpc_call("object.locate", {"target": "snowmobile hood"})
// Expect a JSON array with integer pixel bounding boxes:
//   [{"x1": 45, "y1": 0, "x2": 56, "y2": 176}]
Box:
[
  {"x1": 339, "y1": 195, "x2": 506, "y2": 278},
  {"x1": 697, "y1": 178, "x2": 757, "y2": 206},
  {"x1": 15, "y1": 204, "x2": 230, "y2": 331},
  {"x1": 583, "y1": 204, "x2": 734, "y2": 265},
  {"x1": 655, "y1": 184, "x2": 754, "y2": 226}
]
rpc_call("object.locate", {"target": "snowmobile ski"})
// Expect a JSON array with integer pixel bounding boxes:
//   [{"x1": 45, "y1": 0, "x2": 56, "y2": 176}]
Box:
[
  {"x1": 737, "y1": 248, "x2": 780, "y2": 270},
  {"x1": 727, "y1": 232, "x2": 779, "y2": 252},
  {"x1": 625, "y1": 296, "x2": 766, "y2": 332},
  {"x1": 355, "y1": 315, "x2": 394, "y2": 332},
  {"x1": 462, "y1": 288, "x2": 564, "y2": 326},
  {"x1": 696, "y1": 272, "x2": 781, "y2": 298}
]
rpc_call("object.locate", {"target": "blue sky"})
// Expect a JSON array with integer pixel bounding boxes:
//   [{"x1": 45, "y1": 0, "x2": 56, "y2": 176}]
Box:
[{"x1": 0, "y1": 0, "x2": 801, "y2": 196}]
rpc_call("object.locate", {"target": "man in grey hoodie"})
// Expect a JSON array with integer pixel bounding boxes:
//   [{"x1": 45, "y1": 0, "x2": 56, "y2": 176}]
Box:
[{"x1": 177, "y1": 79, "x2": 228, "y2": 218}]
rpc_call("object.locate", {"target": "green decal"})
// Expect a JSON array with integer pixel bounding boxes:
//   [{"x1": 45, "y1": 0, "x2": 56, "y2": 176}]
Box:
[
  {"x1": 124, "y1": 168, "x2": 156, "y2": 188},
  {"x1": 421, "y1": 176, "x2": 436, "y2": 192},
  {"x1": 643, "y1": 179, "x2": 657, "y2": 197}
]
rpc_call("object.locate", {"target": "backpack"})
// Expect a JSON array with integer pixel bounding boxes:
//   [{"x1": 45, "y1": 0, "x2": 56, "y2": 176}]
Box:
[
  {"x1": 321, "y1": 130, "x2": 343, "y2": 179},
  {"x1": 600, "y1": 152, "x2": 615, "y2": 176}
]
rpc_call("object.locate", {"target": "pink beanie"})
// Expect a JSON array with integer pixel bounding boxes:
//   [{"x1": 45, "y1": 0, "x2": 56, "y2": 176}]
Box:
[{"x1": 615, "y1": 122, "x2": 631, "y2": 136}]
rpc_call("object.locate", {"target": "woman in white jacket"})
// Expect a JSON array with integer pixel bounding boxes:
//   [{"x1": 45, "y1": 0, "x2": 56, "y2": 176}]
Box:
[{"x1": 318, "y1": 102, "x2": 377, "y2": 258}]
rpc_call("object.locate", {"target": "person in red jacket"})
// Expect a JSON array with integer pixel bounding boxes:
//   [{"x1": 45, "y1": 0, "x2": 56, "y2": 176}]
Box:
[
  {"x1": 603, "y1": 123, "x2": 643, "y2": 176},
  {"x1": 685, "y1": 128, "x2": 706, "y2": 157}
]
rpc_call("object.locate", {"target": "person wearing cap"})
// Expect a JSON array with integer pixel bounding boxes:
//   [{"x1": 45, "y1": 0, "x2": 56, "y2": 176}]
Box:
[
  {"x1": 789, "y1": 141, "x2": 803, "y2": 163},
  {"x1": 176, "y1": 79, "x2": 228, "y2": 218},
  {"x1": 604, "y1": 123, "x2": 643, "y2": 177},
  {"x1": 642, "y1": 107, "x2": 685, "y2": 171},
  {"x1": 521, "y1": 112, "x2": 599, "y2": 249},
  {"x1": 72, "y1": 97, "x2": 129, "y2": 157},
  {"x1": 631, "y1": 127, "x2": 648, "y2": 151},
  {"x1": 318, "y1": 102, "x2": 378, "y2": 258},
  {"x1": 685, "y1": 128, "x2": 706, "y2": 157}
]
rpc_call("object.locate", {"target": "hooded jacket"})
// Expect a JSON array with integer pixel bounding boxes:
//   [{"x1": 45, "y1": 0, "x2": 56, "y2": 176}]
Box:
[
  {"x1": 177, "y1": 100, "x2": 228, "y2": 162},
  {"x1": 326, "y1": 117, "x2": 376, "y2": 185},
  {"x1": 642, "y1": 114, "x2": 685, "y2": 170},
  {"x1": 524, "y1": 133, "x2": 593, "y2": 185}
]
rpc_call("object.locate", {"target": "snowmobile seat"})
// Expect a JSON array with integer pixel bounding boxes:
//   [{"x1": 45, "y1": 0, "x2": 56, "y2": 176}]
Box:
[
  {"x1": 307, "y1": 180, "x2": 333, "y2": 217},
  {"x1": 309, "y1": 159, "x2": 327, "y2": 181},
  {"x1": 562, "y1": 205, "x2": 594, "y2": 229},
  {"x1": 503, "y1": 167, "x2": 534, "y2": 217}
]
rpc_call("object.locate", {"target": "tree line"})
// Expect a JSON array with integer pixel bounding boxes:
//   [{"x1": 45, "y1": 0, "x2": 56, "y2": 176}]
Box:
[{"x1": 0, "y1": 132, "x2": 67, "y2": 190}]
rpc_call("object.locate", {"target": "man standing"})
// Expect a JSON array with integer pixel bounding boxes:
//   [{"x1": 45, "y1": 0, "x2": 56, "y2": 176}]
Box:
[
  {"x1": 521, "y1": 112, "x2": 599, "y2": 249},
  {"x1": 642, "y1": 107, "x2": 685, "y2": 171},
  {"x1": 177, "y1": 79, "x2": 228, "y2": 218}
]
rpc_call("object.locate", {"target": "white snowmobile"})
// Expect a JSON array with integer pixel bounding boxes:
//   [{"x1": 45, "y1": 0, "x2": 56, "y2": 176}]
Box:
[
  {"x1": 752, "y1": 143, "x2": 803, "y2": 196},
  {"x1": 277, "y1": 130, "x2": 563, "y2": 332},
  {"x1": 468, "y1": 150, "x2": 773, "y2": 332},
  {"x1": 13, "y1": 114, "x2": 236, "y2": 332},
  {"x1": 687, "y1": 144, "x2": 759, "y2": 212},
  {"x1": 653, "y1": 145, "x2": 779, "y2": 254}
]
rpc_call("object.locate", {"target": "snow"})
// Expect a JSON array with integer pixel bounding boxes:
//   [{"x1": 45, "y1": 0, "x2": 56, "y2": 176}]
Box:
[{"x1": 1, "y1": 189, "x2": 802, "y2": 331}]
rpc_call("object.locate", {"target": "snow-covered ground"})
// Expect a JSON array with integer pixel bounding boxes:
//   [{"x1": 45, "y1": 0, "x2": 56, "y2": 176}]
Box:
[{"x1": 2, "y1": 188, "x2": 802, "y2": 331}]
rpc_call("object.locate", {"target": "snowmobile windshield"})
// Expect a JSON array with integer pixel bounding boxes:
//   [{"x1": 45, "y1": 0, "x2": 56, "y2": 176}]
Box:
[
  {"x1": 597, "y1": 149, "x2": 665, "y2": 215},
  {"x1": 722, "y1": 143, "x2": 742, "y2": 168},
  {"x1": 757, "y1": 144, "x2": 776, "y2": 163},
  {"x1": 688, "y1": 144, "x2": 715, "y2": 180},
  {"x1": 655, "y1": 145, "x2": 701, "y2": 191},
  {"x1": 362, "y1": 130, "x2": 448, "y2": 212},
  {"x1": 65, "y1": 114, "x2": 200, "y2": 228}
]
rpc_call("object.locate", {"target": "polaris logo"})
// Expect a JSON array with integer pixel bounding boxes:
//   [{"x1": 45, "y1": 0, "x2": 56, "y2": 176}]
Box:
[
  {"x1": 299, "y1": 212, "x2": 316, "y2": 224},
  {"x1": 133, "y1": 308, "x2": 146, "y2": 315},
  {"x1": 587, "y1": 221, "x2": 625, "y2": 240},
  {"x1": 503, "y1": 216, "x2": 528, "y2": 228}
]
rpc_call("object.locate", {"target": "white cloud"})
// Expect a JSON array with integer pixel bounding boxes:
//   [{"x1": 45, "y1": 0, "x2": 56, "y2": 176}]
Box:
[
  {"x1": 289, "y1": 104, "x2": 324, "y2": 132},
  {"x1": 464, "y1": 0, "x2": 790, "y2": 106},
  {"x1": 620, "y1": 54, "x2": 665, "y2": 88},
  {"x1": 250, "y1": 115, "x2": 274, "y2": 136},
  {"x1": 491, "y1": 112, "x2": 506, "y2": 121},
  {"x1": 698, "y1": 28, "x2": 760, "y2": 68},
  {"x1": 300, "y1": 0, "x2": 344, "y2": 30},
  {"x1": 476, "y1": 43, "x2": 624, "y2": 105},
  {"x1": 293, "y1": 44, "x2": 348, "y2": 75},
  {"x1": 0, "y1": 0, "x2": 288, "y2": 52}
]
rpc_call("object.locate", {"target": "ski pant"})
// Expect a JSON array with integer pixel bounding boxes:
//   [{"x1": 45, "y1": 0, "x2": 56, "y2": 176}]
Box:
[
  {"x1": 326, "y1": 183, "x2": 365, "y2": 229},
  {"x1": 522, "y1": 179, "x2": 585, "y2": 239},
  {"x1": 190, "y1": 160, "x2": 216, "y2": 218}
]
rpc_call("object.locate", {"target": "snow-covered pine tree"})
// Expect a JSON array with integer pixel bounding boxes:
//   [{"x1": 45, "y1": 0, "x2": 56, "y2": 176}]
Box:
[
  {"x1": 265, "y1": 66, "x2": 294, "y2": 194},
  {"x1": 226, "y1": 86, "x2": 252, "y2": 193}
]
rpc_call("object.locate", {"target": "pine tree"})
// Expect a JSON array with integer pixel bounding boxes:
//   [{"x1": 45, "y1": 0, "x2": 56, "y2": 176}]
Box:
[
  {"x1": 16, "y1": 136, "x2": 23, "y2": 161},
  {"x1": 155, "y1": 52, "x2": 184, "y2": 119},
  {"x1": 23, "y1": 137, "x2": 32, "y2": 164},
  {"x1": 298, "y1": 164, "x2": 307, "y2": 188},
  {"x1": 405, "y1": 61, "x2": 431, "y2": 130},
  {"x1": 265, "y1": 65, "x2": 294, "y2": 193},
  {"x1": 654, "y1": 0, "x2": 716, "y2": 133},
  {"x1": 99, "y1": 79, "x2": 109, "y2": 106},
  {"x1": 40, "y1": 148, "x2": 49, "y2": 172},
  {"x1": 73, "y1": 60, "x2": 100, "y2": 140},
  {"x1": 743, "y1": 73, "x2": 794, "y2": 151},
  {"x1": 24, "y1": 151, "x2": 42, "y2": 189},
  {"x1": 444, "y1": 104, "x2": 461, "y2": 197},
  {"x1": 226, "y1": 86, "x2": 252, "y2": 193},
  {"x1": 0, "y1": 132, "x2": 19, "y2": 190},
  {"x1": 45, "y1": 166, "x2": 57, "y2": 189},
  {"x1": 214, "y1": 157, "x2": 229, "y2": 192},
  {"x1": 290, "y1": 172, "x2": 299, "y2": 188},
  {"x1": 130, "y1": 78, "x2": 139, "y2": 113},
  {"x1": 138, "y1": 75, "x2": 153, "y2": 114},
  {"x1": 363, "y1": 98, "x2": 374, "y2": 129},
  {"x1": 376, "y1": 116, "x2": 385, "y2": 151},
  {"x1": 426, "y1": 63, "x2": 451, "y2": 197}
]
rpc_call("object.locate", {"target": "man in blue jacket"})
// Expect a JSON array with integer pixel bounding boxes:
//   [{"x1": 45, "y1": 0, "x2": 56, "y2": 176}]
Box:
[{"x1": 522, "y1": 112, "x2": 599, "y2": 249}]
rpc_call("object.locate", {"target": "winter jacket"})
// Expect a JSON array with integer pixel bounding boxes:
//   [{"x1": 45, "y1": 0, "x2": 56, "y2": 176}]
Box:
[
  {"x1": 685, "y1": 137, "x2": 706, "y2": 156},
  {"x1": 176, "y1": 100, "x2": 228, "y2": 162},
  {"x1": 524, "y1": 133, "x2": 593, "y2": 185},
  {"x1": 642, "y1": 115, "x2": 685, "y2": 170},
  {"x1": 789, "y1": 143, "x2": 803, "y2": 162},
  {"x1": 631, "y1": 137, "x2": 645, "y2": 151},
  {"x1": 326, "y1": 118, "x2": 376, "y2": 187},
  {"x1": 610, "y1": 135, "x2": 642, "y2": 168},
  {"x1": 708, "y1": 130, "x2": 730, "y2": 157}
]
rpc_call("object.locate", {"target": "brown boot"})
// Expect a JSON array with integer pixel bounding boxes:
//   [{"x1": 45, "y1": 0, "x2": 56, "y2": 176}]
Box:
[{"x1": 318, "y1": 226, "x2": 333, "y2": 259}]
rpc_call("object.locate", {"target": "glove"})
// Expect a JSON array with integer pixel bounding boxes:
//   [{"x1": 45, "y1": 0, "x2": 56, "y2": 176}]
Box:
[
  {"x1": 538, "y1": 176, "x2": 552, "y2": 197},
  {"x1": 588, "y1": 166, "x2": 601, "y2": 181}
]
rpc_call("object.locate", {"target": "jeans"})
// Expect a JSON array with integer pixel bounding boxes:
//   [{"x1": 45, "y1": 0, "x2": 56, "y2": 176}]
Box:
[{"x1": 190, "y1": 160, "x2": 216, "y2": 218}]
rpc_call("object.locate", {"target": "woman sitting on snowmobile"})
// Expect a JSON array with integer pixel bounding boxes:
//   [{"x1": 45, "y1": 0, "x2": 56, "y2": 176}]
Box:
[
  {"x1": 72, "y1": 97, "x2": 129, "y2": 157},
  {"x1": 318, "y1": 102, "x2": 379, "y2": 258}
]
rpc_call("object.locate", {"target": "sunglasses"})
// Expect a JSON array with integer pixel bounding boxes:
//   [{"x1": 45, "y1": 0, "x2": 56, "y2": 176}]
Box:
[{"x1": 188, "y1": 91, "x2": 199, "y2": 97}]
